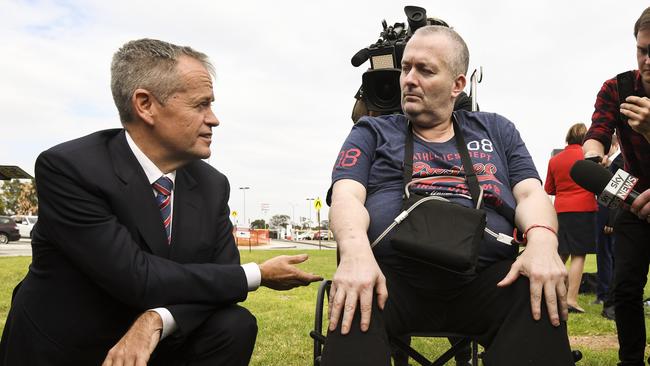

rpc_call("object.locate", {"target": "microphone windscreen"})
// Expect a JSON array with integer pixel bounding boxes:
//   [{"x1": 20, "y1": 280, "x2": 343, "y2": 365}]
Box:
[
  {"x1": 569, "y1": 159, "x2": 613, "y2": 194},
  {"x1": 351, "y1": 48, "x2": 370, "y2": 67}
]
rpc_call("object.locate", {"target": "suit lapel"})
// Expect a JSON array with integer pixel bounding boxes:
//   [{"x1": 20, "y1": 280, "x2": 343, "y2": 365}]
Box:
[
  {"x1": 169, "y1": 168, "x2": 201, "y2": 261},
  {"x1": 108, "y1": 131, "x2": 170, "y2": 258}
]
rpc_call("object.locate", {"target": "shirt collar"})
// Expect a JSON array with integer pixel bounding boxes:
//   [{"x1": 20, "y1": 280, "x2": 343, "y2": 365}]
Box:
[{"x1": 125, "y1": 131, "x2": 176, "y2": 185}]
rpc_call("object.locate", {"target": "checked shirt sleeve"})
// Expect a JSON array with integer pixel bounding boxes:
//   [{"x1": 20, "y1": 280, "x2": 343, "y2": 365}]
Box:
[{"x1": 586, "y1": 78, "x2": 618, "y2": 154}]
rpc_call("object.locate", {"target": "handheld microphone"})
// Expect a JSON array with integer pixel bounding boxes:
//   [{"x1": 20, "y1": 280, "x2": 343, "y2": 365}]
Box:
[{"x1": 569, "y1": 159, "x2": 640, "y2": 209}]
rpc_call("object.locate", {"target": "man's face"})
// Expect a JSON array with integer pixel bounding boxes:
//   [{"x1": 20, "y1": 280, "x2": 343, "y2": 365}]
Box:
[
  {"x1": 399, "y1": 33, "x2": 464, "y2": 125},
  {"x1": 153, "y1": 56, "x2": 219, "y2": 163},
  {"x1": 637, "y1": 28, "x2": 650, "y2": 84}
]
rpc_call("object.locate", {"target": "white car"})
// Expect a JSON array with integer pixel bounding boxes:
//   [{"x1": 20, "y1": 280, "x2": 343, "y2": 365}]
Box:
[
  {"x1": 296, "y1": 231, "x2": 314, "y2": 240},
  {"x1": 11, "y1": 215, "x2": 37, "y2": 238}
]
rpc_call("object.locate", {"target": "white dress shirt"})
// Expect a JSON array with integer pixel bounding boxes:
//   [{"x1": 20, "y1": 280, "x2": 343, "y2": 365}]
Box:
[{"x1": 125, "y1": 132, "x2": 261, "y2": 339}]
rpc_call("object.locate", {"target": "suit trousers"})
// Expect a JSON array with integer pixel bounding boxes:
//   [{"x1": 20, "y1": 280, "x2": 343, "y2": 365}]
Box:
[
  {"x1": 150, "y1": 305, "x2": 257, "y2": 366},
  {"x1": 0, "y1": 304, "x2": 256, "y2": 366},
  {"x1": 613, "y1": 211, "x2": 650, "y2": 366},
  {"x1": 320, "y1": 259, "x2": 575, "y2": 366}
]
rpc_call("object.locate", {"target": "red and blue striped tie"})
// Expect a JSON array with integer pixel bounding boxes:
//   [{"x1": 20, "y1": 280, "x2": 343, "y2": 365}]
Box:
[{"x1": 152, "y1": 176, "x2": 173, "y2": 244}]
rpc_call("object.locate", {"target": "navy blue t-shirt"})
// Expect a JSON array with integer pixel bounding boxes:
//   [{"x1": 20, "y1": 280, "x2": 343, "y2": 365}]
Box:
[{"x1": 331, "y1": 111, "x2": 541, "y2": 270}]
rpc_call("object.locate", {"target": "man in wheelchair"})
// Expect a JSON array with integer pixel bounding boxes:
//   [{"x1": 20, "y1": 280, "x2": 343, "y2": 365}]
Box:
[{"x1": 321, "y1": 25, "x2": 576, "y2": 366}]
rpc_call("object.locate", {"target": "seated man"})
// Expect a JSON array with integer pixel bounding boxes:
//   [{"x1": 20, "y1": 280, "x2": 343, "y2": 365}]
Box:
[
  {"x1": 0, "y1": 38, "x2": 322, "y2": 366},
  {"x1": 321, "y1": 26, "x2": 575, "y2": 366}
]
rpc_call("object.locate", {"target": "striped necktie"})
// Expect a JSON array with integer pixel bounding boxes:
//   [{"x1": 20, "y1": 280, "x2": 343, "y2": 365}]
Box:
[{"x1": 152, "y1": 176, "x2": 173, "y2": 244}]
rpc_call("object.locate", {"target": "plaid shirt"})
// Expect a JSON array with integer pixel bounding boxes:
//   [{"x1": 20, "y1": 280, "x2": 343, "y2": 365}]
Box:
[{"x1": 586, "y1": 70, "x2": 650, "y2": 191}]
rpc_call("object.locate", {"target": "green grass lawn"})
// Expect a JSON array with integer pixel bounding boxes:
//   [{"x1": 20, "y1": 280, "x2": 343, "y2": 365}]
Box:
[{"x1": 0, "y1": 251, "x2": 648, "y2": 365}]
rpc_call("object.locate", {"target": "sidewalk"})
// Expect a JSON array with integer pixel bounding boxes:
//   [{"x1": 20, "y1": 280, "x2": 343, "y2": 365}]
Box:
[
  {"x1": 236, "y1": 239, "x2": 336, "y2": 250},
  {"x1": 0, "y1": 238, "x2": 337, "y2": 257}
]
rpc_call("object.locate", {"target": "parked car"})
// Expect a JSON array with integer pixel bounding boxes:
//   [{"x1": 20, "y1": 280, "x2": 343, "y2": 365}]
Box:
[
  {"x1": 296, "y1": 231, "x2": 314, "y2": 240},
  {"x1": 0, "y1": 216, "x2": 21, "y2": 244},
  {"x1": 11, "y1": 215, "x2": 37, "y2": 238},
  {"x1": 314, "y1": 230, "x2": 331, "y2": 240}
]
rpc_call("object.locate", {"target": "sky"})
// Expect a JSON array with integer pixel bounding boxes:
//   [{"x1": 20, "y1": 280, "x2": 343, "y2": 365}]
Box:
[{"x1": 0, "y1": 0, "x2": 647, "y2": 227}]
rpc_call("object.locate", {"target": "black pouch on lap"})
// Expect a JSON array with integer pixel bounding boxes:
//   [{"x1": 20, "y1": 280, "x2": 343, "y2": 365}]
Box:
[
  {"x1": 391, "y1": 194, "x2": 486, "y2": 274},
  {"x1": 387, "y1": 118, "x2": 487, "y2": 275}
]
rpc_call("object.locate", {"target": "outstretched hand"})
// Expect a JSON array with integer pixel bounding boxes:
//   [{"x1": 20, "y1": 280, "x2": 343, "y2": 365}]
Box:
[{"x1": 259, "y1": 254, "x2": 323, "y2": 290}]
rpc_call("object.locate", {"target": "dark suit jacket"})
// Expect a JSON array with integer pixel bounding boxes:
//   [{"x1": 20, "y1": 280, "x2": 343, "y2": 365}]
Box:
[{"x1": 0, "y1": 129, "x2": 248, "y2": 364}]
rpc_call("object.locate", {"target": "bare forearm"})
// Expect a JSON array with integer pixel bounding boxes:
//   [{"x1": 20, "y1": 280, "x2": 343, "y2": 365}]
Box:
[
  {"x1": 327, "y1": 180, "x2": 388, "y2": 334},
  {"x1": 504, "y1": 178, "x2": 568, "y2": 325},
  {"x1": 513, "y1": 179, "x2": 559, "y2": 248},
  {"x1": 330, "y1": 193, "x2": 371, "y2": 257},
  {"x1": 583, "y1": 139, "x2": 605, "y2": 158}
]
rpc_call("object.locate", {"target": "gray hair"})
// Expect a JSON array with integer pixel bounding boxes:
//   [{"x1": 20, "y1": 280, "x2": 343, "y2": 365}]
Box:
[
  {"x1": 110, "y1": 38, "x2": 214, "y2": 123},
  {"x1": 413, "y1": 25, "x2": 469, "y2": 77}
]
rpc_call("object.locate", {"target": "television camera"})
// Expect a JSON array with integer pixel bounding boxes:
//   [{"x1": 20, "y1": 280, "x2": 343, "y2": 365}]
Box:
[
  {"x1": 350, "y1": 6, "x2": 482, "y2": 122},
  {"x1": 351, "y1": 6, "x2": 450, "y2": 116}
]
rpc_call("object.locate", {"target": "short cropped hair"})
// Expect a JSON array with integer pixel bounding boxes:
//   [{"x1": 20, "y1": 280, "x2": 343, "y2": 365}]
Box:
[
  {"x1": 565, "y1": 123, "x2": 587, "y2": 145},
  {"x1": 413, "y1": 25, "x2": 469, "y2": 78},
  {"x1": 111, "y1": 38, "x2": 214, "y2": 123},
  {"x1": 635, "y1": 7, "x2": 650, "y2": 37}
]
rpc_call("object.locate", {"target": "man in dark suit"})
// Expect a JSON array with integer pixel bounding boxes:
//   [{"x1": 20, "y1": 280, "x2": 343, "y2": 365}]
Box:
[{"x1": 0, "y1": 38, "x2": 322, "y2": 366}]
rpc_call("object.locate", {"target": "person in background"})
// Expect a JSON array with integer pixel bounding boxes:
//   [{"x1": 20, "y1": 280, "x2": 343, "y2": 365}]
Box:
[{"x1": 545, "y1": 122, "x2": 598, "y2": 313}]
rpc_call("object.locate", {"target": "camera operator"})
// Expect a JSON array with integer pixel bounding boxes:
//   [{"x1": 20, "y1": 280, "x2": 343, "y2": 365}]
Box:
[
  {"x1": 350, "y1": 7, "x2": 474, "y2": 126},
  {"x1": 321, "y1": 25, "x2": 575, "y2": 366}
]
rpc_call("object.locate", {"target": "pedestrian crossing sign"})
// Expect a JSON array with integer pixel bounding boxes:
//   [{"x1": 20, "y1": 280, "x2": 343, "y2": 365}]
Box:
[{"x1": 314, "y1": 198, "x2": 322, "y2": 211}]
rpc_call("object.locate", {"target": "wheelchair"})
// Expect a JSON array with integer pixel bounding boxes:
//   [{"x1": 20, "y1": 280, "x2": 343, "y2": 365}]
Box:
[
  {"x1": 310, "y1": 279, "x2": 583, "y2": 366},
  {"x1": 310, "y1": 279, "x2": 480, "y2": 366}
]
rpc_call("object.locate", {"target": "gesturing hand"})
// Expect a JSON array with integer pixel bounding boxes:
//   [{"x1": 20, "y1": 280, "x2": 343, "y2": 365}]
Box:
[
  {"x1": 259, "y1": 254, "x2": 323, "y2": 290},
  {"x1": 327, "y1": 252, "x2": 388, "y2": 335},
  {"x1": 102, "y1": 311, "x2": 162, "y2": 366}
]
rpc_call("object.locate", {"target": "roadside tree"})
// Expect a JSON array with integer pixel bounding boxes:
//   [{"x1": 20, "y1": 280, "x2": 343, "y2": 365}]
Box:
[
  {"x1": 250, "y1": 219, "x2": 266, "y2": 229},
  {"x1": 269, "y1": 214, "x2": 290, "y2": 229}
]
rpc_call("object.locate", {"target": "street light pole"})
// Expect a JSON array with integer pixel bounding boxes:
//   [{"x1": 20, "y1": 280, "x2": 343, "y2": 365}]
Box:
[
  {"x1": 239, "y1": 187, "x2": 250, "y2": 252},
  {"x1": 289, "y1": 202, "x2": 297, "y2": 225},
  {"x1": 306, "y1": 197, "x2": 314, "y2": 229},
  {"x1": 239, "y1": 187, "x2": 251, "y2": 227}
]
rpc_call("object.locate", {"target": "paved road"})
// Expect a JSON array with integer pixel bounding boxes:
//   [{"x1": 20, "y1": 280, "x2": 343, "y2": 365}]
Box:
[
  {"x1": 237, "y1": 239, "x2": 336, "y2": 251},
  {"x1": 0, "y1": 238, "x2": 335, "y2": 257},
  {"x1": 0, "y1": 238, "x2": 32, "y2": 257}
]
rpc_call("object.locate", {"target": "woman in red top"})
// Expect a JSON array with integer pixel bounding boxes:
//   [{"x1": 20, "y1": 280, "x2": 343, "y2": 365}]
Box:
[{"x1": 545, "y1": 123, "x2": 598, "y2": 313}]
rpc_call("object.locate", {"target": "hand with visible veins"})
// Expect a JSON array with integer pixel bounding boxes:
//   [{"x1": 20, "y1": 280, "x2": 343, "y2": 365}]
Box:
[
  {"x1": 102, "y1": 311, "x2": 162, "y2": 366},
  {"x1": 497, "y1": 229, "x2": 568, "y2": 327},
  {"x1": 327, "y1": 250, "x2": 387, "y2": 335}
]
